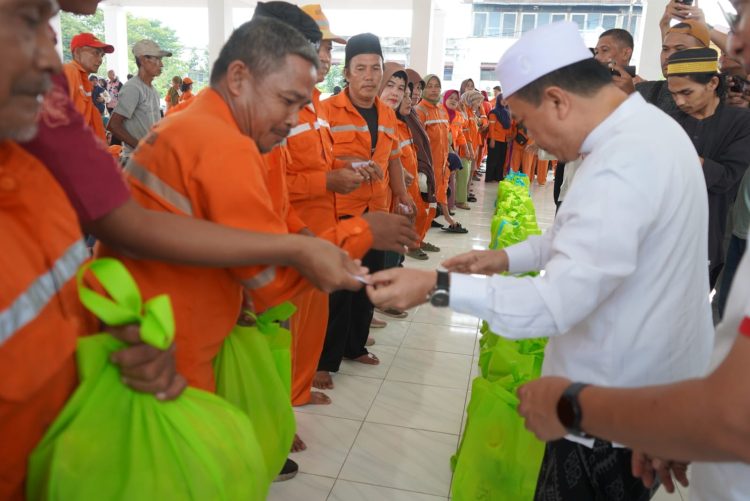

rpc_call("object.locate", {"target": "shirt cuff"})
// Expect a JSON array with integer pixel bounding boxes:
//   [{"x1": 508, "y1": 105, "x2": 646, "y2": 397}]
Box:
[
  {"x1": 450, "y1": 273, "x2": 489, "y2": 318},
  {"x1": 504, "y1": 240, "x2": 537, "y2": 274}
]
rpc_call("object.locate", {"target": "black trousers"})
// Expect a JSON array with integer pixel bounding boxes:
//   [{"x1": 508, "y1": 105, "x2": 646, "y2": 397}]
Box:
[
  {"x1": 318, "y1": 248, "x2": 385, "y2": 373},
  {"x1": 485, "y1": 141, "x2": 507, "y2": 182},
  {"x1": 553, "y1": 161, "x2": 566, "y2": 212},
  {"x1": 534, "y1": 439, "x2": 657, "y2": 501}
]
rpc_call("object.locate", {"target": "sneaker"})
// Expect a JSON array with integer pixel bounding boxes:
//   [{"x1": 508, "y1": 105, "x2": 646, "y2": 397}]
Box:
[
  {"x1": 274, "y1": 458, "x2": 299, "y2": 482},
  {"x1": 406, "y1": 249, "x2": 429, "y2": 260},
  {"x1": 421, "y1": 242, "x2": 441, "y2": 252},
  {"x1": 376, "y1": 307, "x2": 408, "y2": 319}
]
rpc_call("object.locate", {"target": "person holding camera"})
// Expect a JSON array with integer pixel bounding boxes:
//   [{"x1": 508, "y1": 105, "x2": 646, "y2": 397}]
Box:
[{"x1": 667, "y1": 47, "x2": 750, "y2": 288}]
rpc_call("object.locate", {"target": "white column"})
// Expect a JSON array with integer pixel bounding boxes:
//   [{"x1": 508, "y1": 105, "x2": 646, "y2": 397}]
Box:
[
  {"x1": 208, "y1": 0, "x2": 234, "y2": 73},
  {"x1": 428, "y1": 7, "x2": 447, "y2": 77},
  {"x1": 51, "y1": 12, "x2": 63, "y2": 61},
  {"x1": 410, "y1": 0, "x2": 433, "y2": 74},
  {"x1": 102, "y1": 4, "x2": 129, "y2": 78},
  {"x1": 636, "y1": 0, "x2": 670, "y2": 80}
]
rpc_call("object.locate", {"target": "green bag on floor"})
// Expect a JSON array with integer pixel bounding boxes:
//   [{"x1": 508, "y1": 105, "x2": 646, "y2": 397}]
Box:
[
  {"x1": 451, "y1": 374, "x2": 546, "y2": 501},
  {"x1": 27, "y1": 258, "x2": 268, "y2": 501},
  {"x1": 213, "y1": 302, "x2": 297, "y2": 484}
]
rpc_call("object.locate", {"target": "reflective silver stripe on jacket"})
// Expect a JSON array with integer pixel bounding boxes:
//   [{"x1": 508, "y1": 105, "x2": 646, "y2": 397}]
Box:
[
  {"x1": 125, "y1": 160, "x2": 194, "y2": 216},
  {"x1": 288, "y1": 121, "x2": 321, "y2": 139},
  {"x1": 0, "y1": 240, "x2": 88, "y2": 345},
  {"x1": 423, "y1": 119, "x2": 448, "y2": 126},
  {"x1": 399, "y1": 138, "x2": 414, "y2": 149},
  {"x1": 242, "y1": 266, "x2": 277, "y2": 290},
  {"x1": 317, "y1": 118, "x2": 330, "y2": 129},
  {"x1": 377, "y1": 125, "x2": 395, "y2": 135},
  {"x1": 330, "y1": 124, "x2": 370, "y2": 134}
]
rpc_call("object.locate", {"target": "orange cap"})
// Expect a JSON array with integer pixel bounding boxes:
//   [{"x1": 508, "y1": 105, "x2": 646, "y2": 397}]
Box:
[
  {"x1": 667, "y1": 19, "x2": 711, "y2": 48},
  {"x1": 183, "y1": 77, "x2": 193, "y2": 85},
  {"x1": 70, "y1": 33, "x2": 114, "y2": 54},
  {"x1": 301, "y1": 4, "x2": 346, "y2": 44}
]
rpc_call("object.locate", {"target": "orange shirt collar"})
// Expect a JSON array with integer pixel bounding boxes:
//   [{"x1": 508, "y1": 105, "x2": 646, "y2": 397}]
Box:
[{"x1": 190, "y1": 87, "x2": 242, "y2": 132}]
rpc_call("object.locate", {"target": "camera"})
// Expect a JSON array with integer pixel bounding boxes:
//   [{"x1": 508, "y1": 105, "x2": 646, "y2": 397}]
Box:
[{"x1": 729, "y1": 75, "x2": 748, "y2": 94}]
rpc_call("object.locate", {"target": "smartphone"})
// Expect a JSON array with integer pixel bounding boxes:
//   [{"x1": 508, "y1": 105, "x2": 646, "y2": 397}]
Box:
[{"x1": 676, "y1": 0, "x2": 694, "y2": 5}]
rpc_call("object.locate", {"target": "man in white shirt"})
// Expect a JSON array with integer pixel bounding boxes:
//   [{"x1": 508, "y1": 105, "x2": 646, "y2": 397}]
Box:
[{"x1": 366, "y1": 21, "x2": 714, "y2": 500}]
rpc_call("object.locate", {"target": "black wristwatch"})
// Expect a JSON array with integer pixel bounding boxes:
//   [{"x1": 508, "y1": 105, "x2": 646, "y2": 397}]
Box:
[
  {"x1": 557, "y1": 382, "x2": 591, "y2": 438},
  {"x1": 430, "y1": 270, "x2": 450, "y2": 307}
]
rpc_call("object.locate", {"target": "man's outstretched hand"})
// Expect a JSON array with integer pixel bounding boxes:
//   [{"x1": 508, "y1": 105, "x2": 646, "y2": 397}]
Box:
[{"x1": 366, "y1": 268, "x2": 437, "y2": 311}]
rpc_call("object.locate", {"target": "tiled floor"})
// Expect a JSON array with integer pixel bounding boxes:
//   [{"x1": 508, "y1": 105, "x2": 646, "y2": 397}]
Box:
[{"x1": 268, "y1": 175, "x2": 687, "y2": 500}]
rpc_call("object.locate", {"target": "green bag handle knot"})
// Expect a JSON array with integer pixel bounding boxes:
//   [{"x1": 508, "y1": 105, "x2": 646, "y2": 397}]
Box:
[
  {"x1": 247, "y1": 301, "x2": 297, "y2": 336},
  {"x1": 76, "y1": 258, "x2": 175, "y2": 350}
]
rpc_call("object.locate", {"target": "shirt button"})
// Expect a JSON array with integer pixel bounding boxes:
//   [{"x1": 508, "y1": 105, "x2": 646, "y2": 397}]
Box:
[{"x1": 0, "y1": 177, "x2": 17, "y2": 191}]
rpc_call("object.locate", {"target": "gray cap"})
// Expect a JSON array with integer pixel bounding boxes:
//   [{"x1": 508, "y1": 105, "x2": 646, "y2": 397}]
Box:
[{"x1": 132, "y1": 39, "x2": 172, "y2": 58}]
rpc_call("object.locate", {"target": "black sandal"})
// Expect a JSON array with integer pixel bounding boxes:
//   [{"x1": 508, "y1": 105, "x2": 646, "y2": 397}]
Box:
[{"x1": 442, "y1": 223, "x2": 469, "y2": 234}]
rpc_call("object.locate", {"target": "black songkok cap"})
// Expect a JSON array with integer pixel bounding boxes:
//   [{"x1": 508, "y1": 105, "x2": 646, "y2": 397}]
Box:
[
  {"x1": 253, "y1": 2, "x2": 322, "y2": 44},
  {"x1": 667, "y1": 47, "x2": 719, "y2": 76},
  {"x1": 345, "y1": 33, "x2": 383, "y2": 67}
]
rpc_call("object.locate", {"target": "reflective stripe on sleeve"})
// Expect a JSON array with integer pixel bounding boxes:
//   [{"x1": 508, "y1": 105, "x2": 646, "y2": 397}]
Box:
[
  {"x1": 242, "y1": 266, "x2": 277, "y2": 290},
  {"x1": 423, "y1": 119, "x2": 449, "y2": 126},
  {"x1": 0, "y1": 240, "x2": 88, "y2": 345},
  {"x1": 330, "y1": 124, "x2": 370, "y2": 134},
  {"x1": 125, "y1": 160, "x2": 194, "y2": 216}
]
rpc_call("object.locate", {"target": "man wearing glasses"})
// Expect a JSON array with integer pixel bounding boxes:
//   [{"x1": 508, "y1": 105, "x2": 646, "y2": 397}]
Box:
[
  {"x1": 64, "y1": 33, "x2": 114, "y2": 141},
  {"x1": 109, "y1": 39, "x2": 171, "y2": 162}
]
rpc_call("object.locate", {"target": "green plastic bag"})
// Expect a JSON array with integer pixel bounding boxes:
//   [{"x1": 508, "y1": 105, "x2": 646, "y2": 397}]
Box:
[
  {"x1": 214, "y1": 302, "x2": 297, "y2": 483},
  {"x1": 451, "y1": 374, "x2": 546, "y2": 501},
  {"x1": 27, "y1": 258, "x2": 268, "y2": 501}
]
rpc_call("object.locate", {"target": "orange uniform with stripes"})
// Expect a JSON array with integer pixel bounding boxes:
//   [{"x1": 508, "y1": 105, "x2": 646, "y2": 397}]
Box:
[
  {"x1": 397, "y1": 119, "x2": 430, "y2": 242},
  {"x1": 464, "y1": 107, "x2": 480, "y2": 152},
  {"x1": 415, "y1": 100, "x2": 450, "y2": 205},
  {"x1": 0, "y1": 142, "x2": 88, "y2": 500},
  {"x1": 319, "y1": 89, "x2": 402, "y2": 217},
  {"x1": 282, "y1": 88, "x2": 373, "y2": 406},
  {"x1": 180, "y1": 90, "x2": 194, "y2": 104},
  {"x1": 488, "y1": 111, "x2": 513, "y2": 142},
  {"x1": 97, "y1": 89, "x2": 312, "y2": 392},
  {"x1": 62, "y1": 61, "x2": 107, "y2": 141}
]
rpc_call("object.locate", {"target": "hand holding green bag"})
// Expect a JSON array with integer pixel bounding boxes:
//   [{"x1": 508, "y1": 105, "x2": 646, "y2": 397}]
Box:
[
  {"x1": 27, "y1": 258, "x2": 268, "y2": 501},
  {"x1": 214, "y1": 302, "x2": 297, "y2": 484}
]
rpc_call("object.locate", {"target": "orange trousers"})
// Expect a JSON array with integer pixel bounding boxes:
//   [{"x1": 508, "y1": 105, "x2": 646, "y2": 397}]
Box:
[
  {"x1": 510, "y1": 143, "x2": 524, "y2": 174},
  {"x1": 520, "y1": 150, "x2": 556, "y2": 186},
  {"x1": 290, "y1": 288, "x2": 329, "y2": 406},
  {"x1": 0, "y1": 357, "x2": 77, "y2": 501}
]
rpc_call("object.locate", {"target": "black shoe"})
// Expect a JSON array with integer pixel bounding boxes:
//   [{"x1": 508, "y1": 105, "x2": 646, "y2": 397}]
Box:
[
  {"x1": 468, "y1": 196, "x2": 477, "y2": 202},
  {"x1": 430, "y1": 220, "x2": 444, "y2": 228},
  {"x1": 449, "y1": 210, "x2": 456, "y2": 216},
  {"x1": 274, "y1": 458, "x2": 299, "y2": 482}
]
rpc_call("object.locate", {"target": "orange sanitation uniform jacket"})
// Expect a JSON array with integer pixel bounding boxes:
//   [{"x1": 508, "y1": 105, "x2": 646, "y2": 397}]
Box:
[
  {"x1": 97, "y1": 89, "x2": 313, "y2": 392},
  {"x1": 319, "y1": 89, "x2": 402, "y2": 217},
  {"x1": 397, "y1": 119, "x2": 430, "y2": 243},
  {"x1": 283, "y1": 88, "x2": 373, "y2": 405},
  {"x1": 62, "y1": 61, "x2": 106, "y2": 141},
  {"x1": 0, "y1": 142, "x2": 89, "y2": 500},
  {"x1": 415, "y1": 100, "x2": 449, "y2": 205}
]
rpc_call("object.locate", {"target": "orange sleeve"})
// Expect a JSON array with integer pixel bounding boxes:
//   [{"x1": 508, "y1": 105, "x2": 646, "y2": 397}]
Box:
[
  {"x1": 191, "y1": 145, "x2": 311, "y2": 312},
  {"x1": 61, "y1": 64, "x2": 78, "y2": 103},
  {"x1": 286, "y1": 204, "x2": 309, "y2": 234},
  {"x1": 317, "y1": 216, "x2": 373, "y2": 260}
]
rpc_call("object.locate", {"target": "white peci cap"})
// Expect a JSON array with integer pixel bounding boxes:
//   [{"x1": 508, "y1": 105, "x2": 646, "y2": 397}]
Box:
[{"x1": 496, "y1": 21, "x2": 592, "y2": 97}]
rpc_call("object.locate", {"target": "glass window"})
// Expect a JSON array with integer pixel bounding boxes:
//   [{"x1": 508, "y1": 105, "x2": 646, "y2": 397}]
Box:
[
  {"x1": 473, "y1": 12, "x2": 488, "y2": 37},
  {"x1": 602, "y1": 14, "x2": 618, "y2": 30},
  {"x1": 444, "y1": 64, "x2": 454, "y2": 81},
  {"x1": 537, "y1": 13, "x2": 551, "y2": 26},
  {"x1": 487, "y1": 12, "x2": 501, "y2": 37},
  {"x1": 521, "y1": 13, "x2": 536, "y2": 33},
  {"x1": 571, "y1": 13, "x2": 586, "y2": 30},
  {"x1": 551, "y1": 13, "x2": 567, "y2": 23},
  {"x1": 586, "y1": 13, "x2": 601, "y2": 30},
  {"x1": 502, "y1": 13, "x2": 517, "y2": 37},
  {"x1": 480, "y1": 64, "x2": 497, "y2": 82}
]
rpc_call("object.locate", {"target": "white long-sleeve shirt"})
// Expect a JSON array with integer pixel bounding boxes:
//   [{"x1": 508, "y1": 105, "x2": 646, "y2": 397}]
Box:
[{"x1": 452, "y1": 94, "x2": 714, "y2": 443}]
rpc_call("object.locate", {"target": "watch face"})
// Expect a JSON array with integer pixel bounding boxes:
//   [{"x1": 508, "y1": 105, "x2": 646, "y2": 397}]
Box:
[
  {"x1": 556, "y1": 395, "x2": 575, "y2": 429},
  {"x1": 431, "y1": 290, "x2": 450, "y2": 307}
]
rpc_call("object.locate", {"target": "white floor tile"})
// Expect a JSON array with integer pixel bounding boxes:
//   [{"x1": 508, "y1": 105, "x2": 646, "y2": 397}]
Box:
[
  {"x1": 329, "y1": 479, "x2": 448, "y2": 501},
  {"x1": 267, "y1": 473, "x2": 334, "y2": 501},
  {"x1": 401, "y1": 322, "x2": 478, "y2": 356},
  {"x1": 366, "y1": 380, "x2": 466, "y2": 435},
  {"x1": 368, "y1": 319, "x2": 410, "y2": 347},
  {"x1": 296, "y1": 373, "x2": 382, "y2": 421},
  {"x1": 338, "y1": 344, "x2": 398, "y2": 380},
  {"x1": 291, "y1": 413, "x2": 361, "y2": 478},
  {"x1": 410, "y1": 304, "x2": 480, "y2": 329},
  {"x1": 386, "y1": 347, "x2": 473, "y2": 390},
  {"x1": 339, "y1": 422, "x2": 458, "y2": 497}
]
